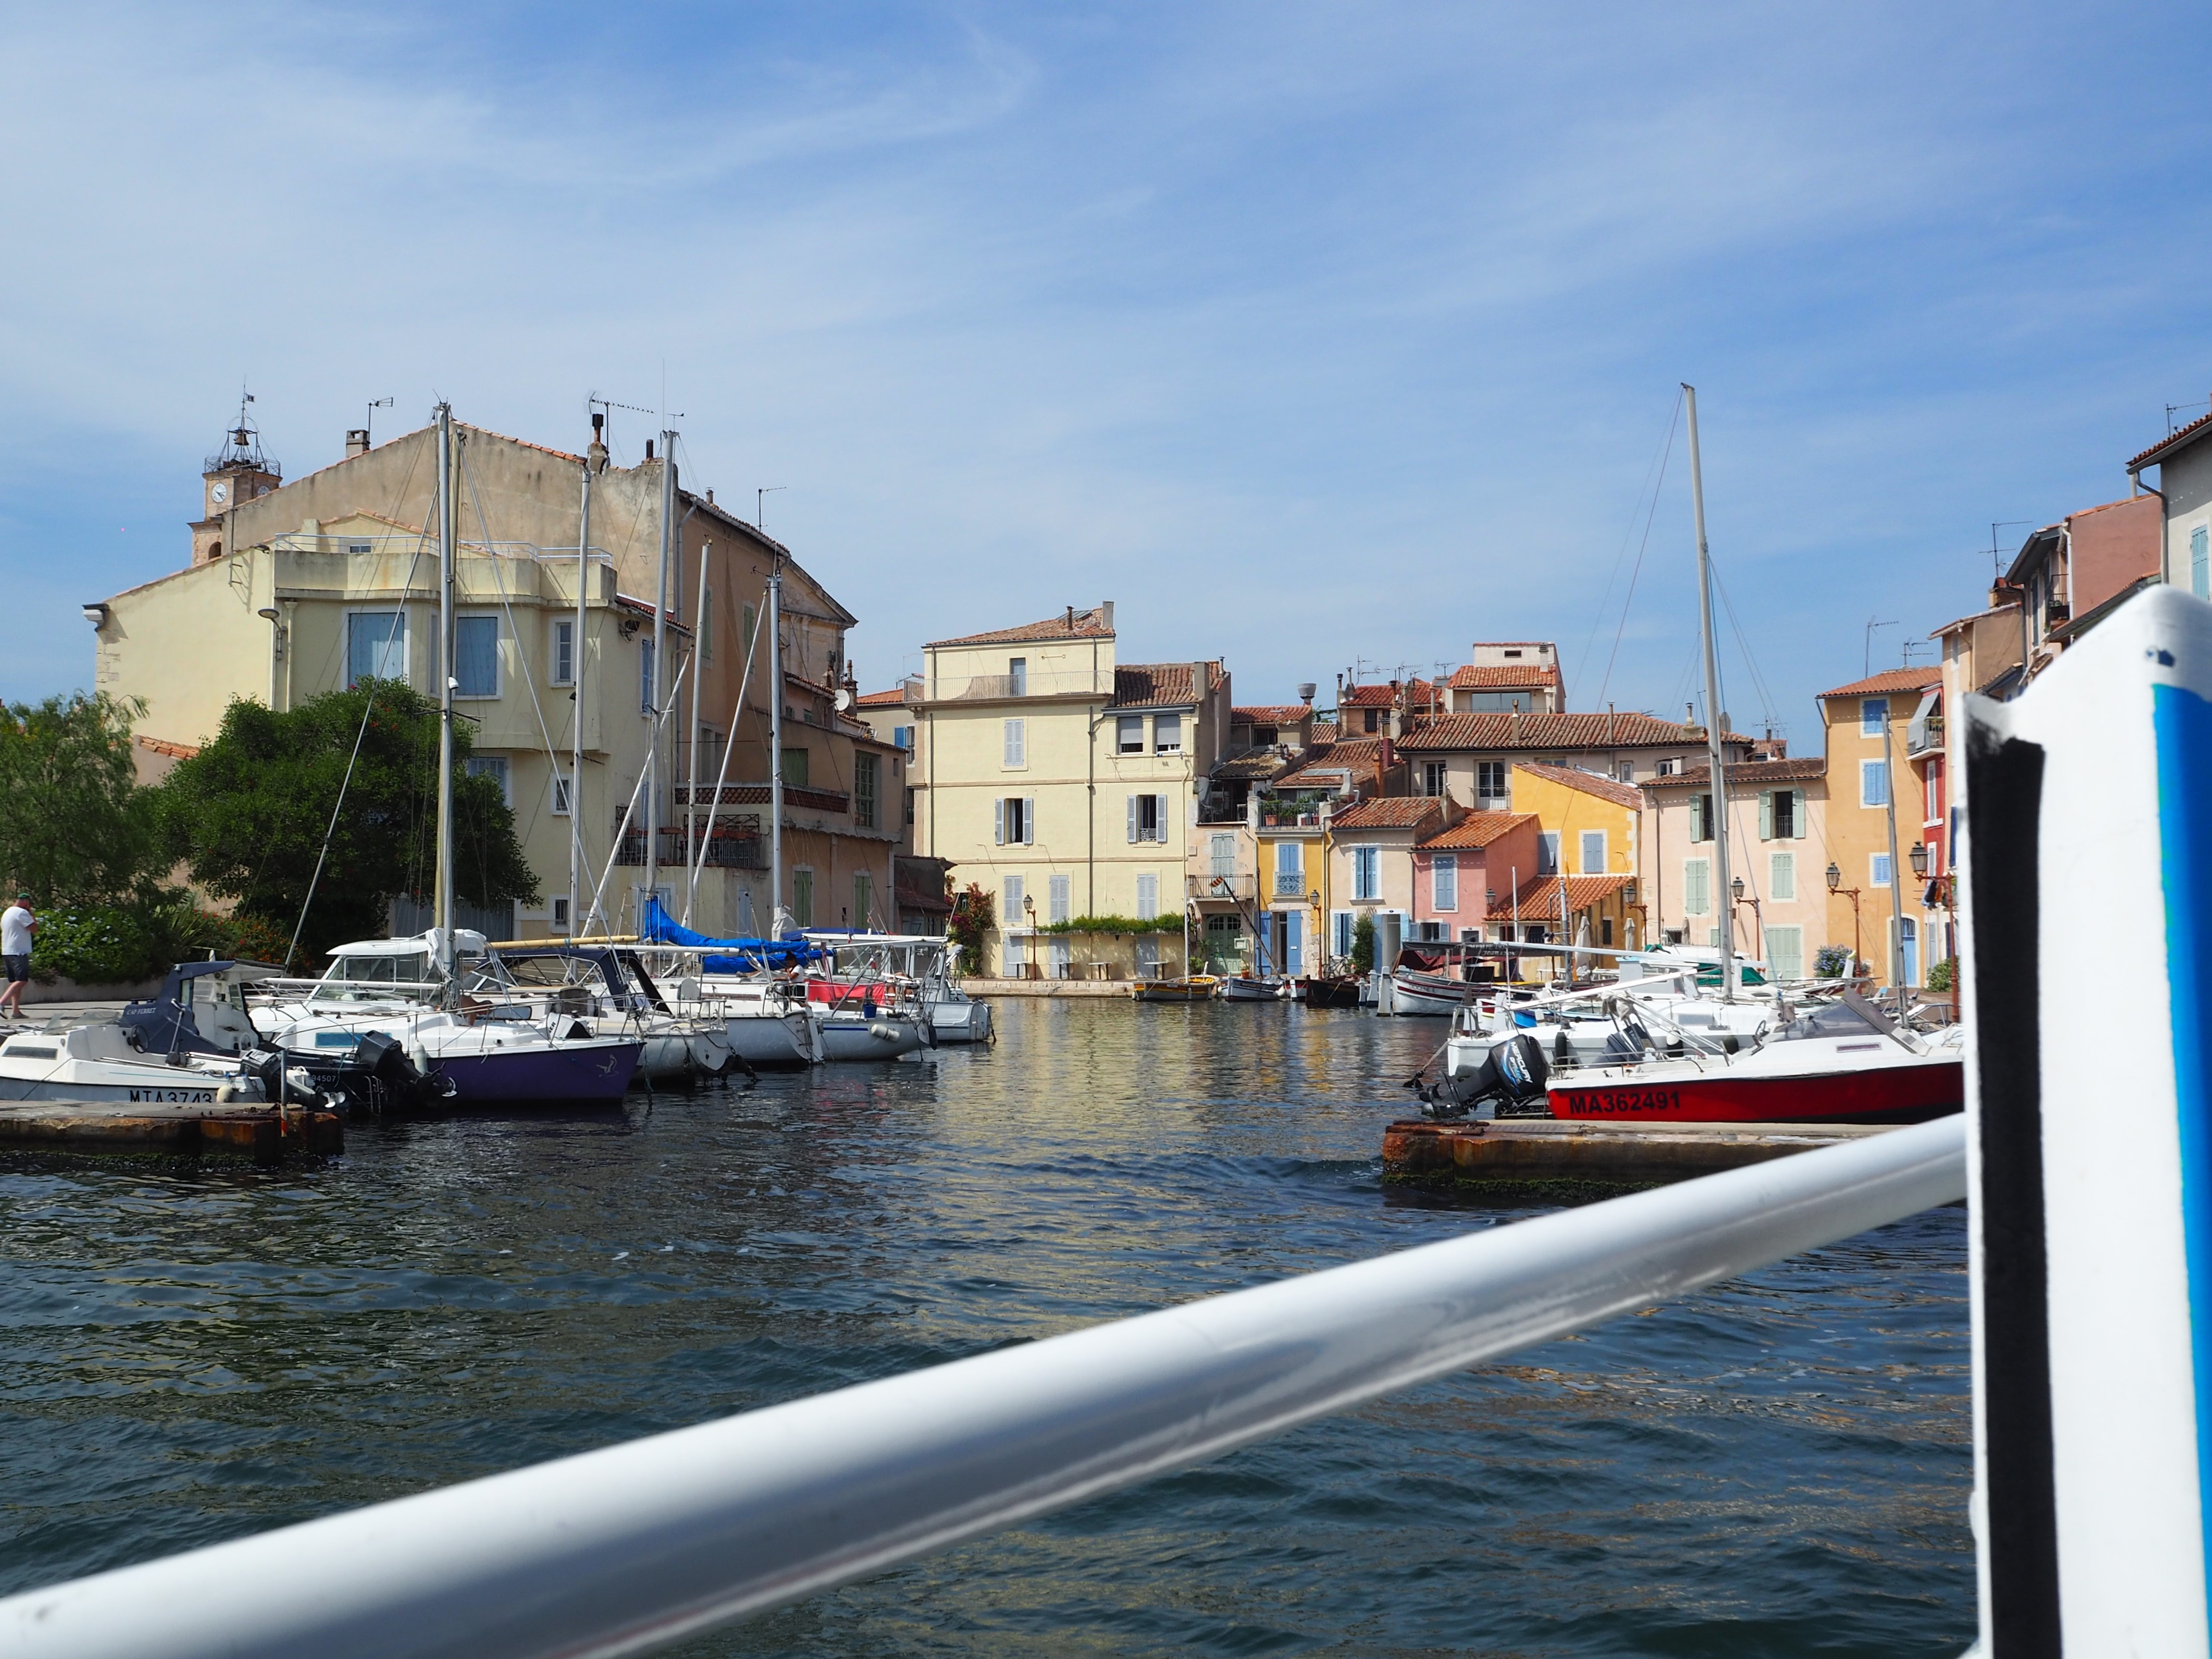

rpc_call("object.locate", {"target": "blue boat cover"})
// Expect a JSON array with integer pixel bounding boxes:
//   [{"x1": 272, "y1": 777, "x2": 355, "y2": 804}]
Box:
[{"x1": 638, "y1": 897, "x2": 824, "y2": 973}]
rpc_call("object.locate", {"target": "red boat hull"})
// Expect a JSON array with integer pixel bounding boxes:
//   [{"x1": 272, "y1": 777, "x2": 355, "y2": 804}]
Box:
[{"x1": 1545, "y1": 1057, "x2": 1963, "y2": 1124}]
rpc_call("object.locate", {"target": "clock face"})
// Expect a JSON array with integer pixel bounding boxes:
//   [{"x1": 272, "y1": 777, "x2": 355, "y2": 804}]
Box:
[{"x1": 209, "y1": 481, "x2": 229, "y2": 504}]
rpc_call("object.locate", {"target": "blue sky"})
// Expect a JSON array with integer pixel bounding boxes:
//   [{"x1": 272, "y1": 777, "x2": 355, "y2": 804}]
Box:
[{"x1": 4, "y1": 2, "x2": 2208, "y2": 747}]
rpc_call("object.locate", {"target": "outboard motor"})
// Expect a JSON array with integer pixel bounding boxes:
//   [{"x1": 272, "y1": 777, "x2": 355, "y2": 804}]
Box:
[{"x1": 1420, "y1": 1033, "x2": 1551, "y2": 1120}]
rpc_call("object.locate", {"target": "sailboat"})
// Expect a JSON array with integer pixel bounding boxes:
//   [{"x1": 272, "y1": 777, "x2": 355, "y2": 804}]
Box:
[{"x1": 254, "y1": 408, "x2": 642, "y2": 1107}]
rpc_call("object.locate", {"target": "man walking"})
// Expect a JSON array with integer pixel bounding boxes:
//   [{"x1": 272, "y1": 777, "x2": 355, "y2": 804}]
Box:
[{"x1": 1, "y1": 893, "x2": 34, "y2": 1021}]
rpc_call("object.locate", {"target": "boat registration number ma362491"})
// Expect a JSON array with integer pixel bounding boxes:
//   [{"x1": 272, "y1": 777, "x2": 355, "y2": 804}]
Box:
[
  {"x1": 125, "y1": 1088, "x2": 217, "y2": 1104},
  {"x1": 1557, "y1": 1088, "x2": 1682, "y2": 1117}
]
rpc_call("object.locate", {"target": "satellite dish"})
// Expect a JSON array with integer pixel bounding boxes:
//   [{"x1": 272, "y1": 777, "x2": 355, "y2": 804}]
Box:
[{"x1": 834, "y1": 689, "x2": 853, "y2": 712}]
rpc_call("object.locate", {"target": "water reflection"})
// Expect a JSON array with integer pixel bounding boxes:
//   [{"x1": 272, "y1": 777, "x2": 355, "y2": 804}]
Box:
[{"x1": 0, "y1": 1000, "x2": 1972, "y2": 1654}]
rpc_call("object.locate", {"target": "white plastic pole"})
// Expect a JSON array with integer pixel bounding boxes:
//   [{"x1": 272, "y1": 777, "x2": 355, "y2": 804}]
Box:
[{"x1": 0, "y1": 1118, "x2": 1964, "y2": 1659}]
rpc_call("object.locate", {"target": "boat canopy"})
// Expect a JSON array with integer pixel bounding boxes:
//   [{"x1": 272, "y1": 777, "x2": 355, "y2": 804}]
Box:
[{"x1": 639, "y1": 897, "x2": 824, "y2": 972}]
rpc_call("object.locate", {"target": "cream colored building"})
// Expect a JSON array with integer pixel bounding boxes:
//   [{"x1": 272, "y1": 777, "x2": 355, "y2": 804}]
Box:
[
  {"x1": 889, "y1": 606, "x2": 1230, "y2": 979},
  {"x1": 1641, "y1": 756, "x2": 1830, "y2": 980},
  {"x1": 91, "y1": 413, "x2": 902, "y2": 942}
]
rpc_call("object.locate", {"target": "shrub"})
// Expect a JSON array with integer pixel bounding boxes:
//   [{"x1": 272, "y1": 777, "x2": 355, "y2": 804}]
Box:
[
  {"x1": 1351, "y1": 914, "x2": 1376, "y2": 974},
  {"x1": 946, "y1": 884, "x2": 994, "y2": 977},
  {"x1": 1815, "y1": 944, "x2": 1853, "y2": 978},
  {"x1": 29, "y1": 904, "x2": 167, "y2": 987},
  {"x1": 1925, "y1": 956, "x2": 1956, "y2": 993}
]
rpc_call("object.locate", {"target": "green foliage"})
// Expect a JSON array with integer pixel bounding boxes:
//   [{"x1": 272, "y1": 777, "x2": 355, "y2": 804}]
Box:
[
  {"x1": 1351, "y1": 913, "x2": 1376, "y2": 974},
  {"x1": 1925, "y1": 956, "x2": 1956, "y2": 993},
  {"x1": 945, "y1": 883, "x2": 994, "y2": 976},
  {"x1": 0, "y1": 693, "x2": 162, "y2": 904},
  {"x1": 1036, "y1": 915, "x2": 1177, "y2": 935},
  {"x1": 155, "y1": 680, "x2": 537, "y2": 963},
  {"x1": 28, "y1": 903, "x2": 166, "y2": 985}
]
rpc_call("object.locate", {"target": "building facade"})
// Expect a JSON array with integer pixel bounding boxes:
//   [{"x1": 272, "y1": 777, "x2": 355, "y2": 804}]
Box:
[{"x1": 1642, "y1": 757, "x2": 1829, "y2": 979}]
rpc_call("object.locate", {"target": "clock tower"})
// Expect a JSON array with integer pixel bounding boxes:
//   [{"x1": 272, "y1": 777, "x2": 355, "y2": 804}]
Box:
[{"x1": 189, "y1": 394, "x2": 282, "y2": 565}]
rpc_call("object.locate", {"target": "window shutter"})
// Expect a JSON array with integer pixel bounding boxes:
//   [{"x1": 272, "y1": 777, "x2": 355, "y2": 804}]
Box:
[
  {"x1": 1792, "y1": 790, "x2": 1807, "y2": 839},
  {"x1": 1758, "y1": 790, "x2": 1773, "y2": 840},
  {"x1": 1023, "y1": 797, "x2": 1036, "y2": 845},
  {"x1": 1126, "y1": 794, "x2": 1139, "y2": 844},
  {"x1": 995, "y1": 799, "x2": 1005, "y2": 846},
  {"x1": 1152, "y1": 794, "x2": 1168, "y2": 842}
]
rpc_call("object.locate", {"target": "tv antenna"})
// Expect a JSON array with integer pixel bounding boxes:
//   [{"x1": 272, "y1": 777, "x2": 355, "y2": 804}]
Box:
[
  {"x1": 1864, "y1": 618, "x2": 1897, "y2": 679},
  {"x1": 757, "y1": 486, "x2": 786, "y2": 531}
]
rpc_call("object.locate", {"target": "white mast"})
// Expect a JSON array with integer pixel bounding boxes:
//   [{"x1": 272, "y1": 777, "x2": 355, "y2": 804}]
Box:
[
  {"x1": 686, "y1": 537, "x2": 710, "y2": 922},
  {"x1": 570, "y1": 412, "x2": 602, "y2": 936},
  {"x1": 434, "y1": 403, "x2": 456, "y2": 975},
  {"x1": 1684, "y1": 382, "x2": 1736, "y2": 1001},
  {"x1": 646, "y1": 429, "x2": 676, "y2": 923},
  {"x1": 768, "y1": 552, "x2": 785, "y2": 935}
]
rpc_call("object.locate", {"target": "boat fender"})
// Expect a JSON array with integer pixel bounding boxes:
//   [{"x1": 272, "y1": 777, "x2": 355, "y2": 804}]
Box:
[
  {"x1": 1722, "y1": 1033, "x2": 1740, "y2": 1055},
  {"x1": 215, "y1": 1081, "x2": 243, "y2": 1103},
  {"x1": 1553, "y1": 1029, "x2": 1573, "y2": 1070},
  {"x1": 868, "y1": 1021, "x2": 899, "y2": 1041}
]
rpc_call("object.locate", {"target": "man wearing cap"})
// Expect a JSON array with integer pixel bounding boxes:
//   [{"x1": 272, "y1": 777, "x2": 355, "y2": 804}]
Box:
[{"x1": 0, "y1": 894, "x2": 33, "y2": 1020}]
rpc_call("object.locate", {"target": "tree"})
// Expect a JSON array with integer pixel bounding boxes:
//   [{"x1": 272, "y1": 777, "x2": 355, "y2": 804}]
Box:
[
  {"x1": 156, "y1": 680, "x2": 538, "y2": 961},
  {"x1": 0, "y1": 693, "x2": 160, "y2": 903},
  {"x1": 945, "y1": 883, "x2": 995, "y2": 978},
  {"x1": 1351, "y1": 913, "x2": 1376, "y2": 974}
]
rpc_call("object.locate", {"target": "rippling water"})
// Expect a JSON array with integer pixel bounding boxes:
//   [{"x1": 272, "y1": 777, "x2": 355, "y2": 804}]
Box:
[{"x1": 0, "y1": 1000, "x2": 1973, "y2": 1655}]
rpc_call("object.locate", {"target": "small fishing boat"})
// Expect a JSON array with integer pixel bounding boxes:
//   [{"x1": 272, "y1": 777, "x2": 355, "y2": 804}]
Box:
[
  {"x1": 1133, "y1": 975, "x2": 1220, "y2": 1003},
  {"x1": 1297, "y1": 976, "x2": 1363, "y2": 1009},
  {"x1": 1220, "y1": 975, "x2": 1285, "y2": 1002}
]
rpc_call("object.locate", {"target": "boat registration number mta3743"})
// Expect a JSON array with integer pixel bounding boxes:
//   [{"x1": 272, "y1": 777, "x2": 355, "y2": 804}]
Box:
[
  {"x1": 125, "y1": 1088, "x2": 217, "y2": 1104},
  {"x1": 1558, "y1": 1088, "x2": 1682, "y2": 1116}
]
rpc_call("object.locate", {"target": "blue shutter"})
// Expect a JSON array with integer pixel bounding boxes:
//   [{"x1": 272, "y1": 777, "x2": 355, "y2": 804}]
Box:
[{"x1": 2194, "y1": 525, "x2": 2209, "y2": 600}]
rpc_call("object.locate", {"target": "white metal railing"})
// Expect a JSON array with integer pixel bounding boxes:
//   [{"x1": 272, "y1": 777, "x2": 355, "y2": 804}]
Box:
[{"x1": 0, "y1": 1117, "x2": 1965, "y2": 1659}]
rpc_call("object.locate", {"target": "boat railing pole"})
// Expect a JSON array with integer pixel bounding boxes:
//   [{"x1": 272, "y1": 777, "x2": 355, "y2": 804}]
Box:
[{"x1": 0, "y1": 1118, "x2": 1966, "y2": 1659}]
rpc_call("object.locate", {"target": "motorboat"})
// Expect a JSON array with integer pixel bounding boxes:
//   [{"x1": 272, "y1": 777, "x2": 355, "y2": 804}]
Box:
[
  {"x1": 1133, "y1": 975, "x2": 1220, "y2": 1003},
  {"x1": 1297, "y1": 975, "x2": 1363, "y2": 1010},
  {"x1": 253, "y1": 932, "x2": 643, "y2": 1108},
  {"x1": 801, "y1": 932, "x2": 989, "y2": 1044},
  {"x1": 1220, "y1": 975, "x2": 1286, "y2": 1003}
]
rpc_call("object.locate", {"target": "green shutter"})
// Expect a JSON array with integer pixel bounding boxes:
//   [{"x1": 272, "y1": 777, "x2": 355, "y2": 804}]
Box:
[{"x1": 1758, "y1": 790, "x2": 1773, "y2": 840}]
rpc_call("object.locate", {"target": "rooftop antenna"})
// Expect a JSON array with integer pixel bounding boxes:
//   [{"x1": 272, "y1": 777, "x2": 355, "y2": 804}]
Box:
[
  {"x1": 1865, "y1": 618, "x2": 1898, "y2": 679},
  {"x1": 1987, "y1": 520, "x2": 2034, "y2": 582},
  {"x1": 757, "y1": 486, "x2": 786, "y2": 532},
  {"x1": 2166, "y1": 397, "x2": 2210, "y2": 437},
  {"x1": 365, "y1": 396, "x2": 393, "y2": 446}
]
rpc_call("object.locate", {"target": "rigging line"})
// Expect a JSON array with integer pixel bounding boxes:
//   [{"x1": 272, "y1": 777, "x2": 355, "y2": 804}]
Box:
[
  {"x1": 1574, "y1": 389, "x2": 1683, "y2": 697},
  {"x1": 581, "y1": 645, "x2": 697, "y2": 934},
  {"x1": 285, "y1": 501, "x2": 437, "y2": 966},
  {"x1": 684, "y1": 590, "x2": 773, "y2": 925},
  {"x1": 1707, "y1": 557, "x2": 1782, "y2": 733},
  {"x1": 1594, "y1": 394, "x2": 1683, "y2": 711},
  {"x1": 460, "y1": 446, "x2": 567, "y2": 811}
]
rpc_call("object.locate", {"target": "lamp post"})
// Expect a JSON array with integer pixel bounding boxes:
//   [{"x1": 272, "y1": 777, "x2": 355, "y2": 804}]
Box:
[
  {"x1": 1731, "y1": 874, "x2": 1762, "y2": 973},
  {"x1": 1825, "y1": 861, "x2": 1863, "y2": 980},
  {"x1": 1023, "y1": 893, "x2": 1036, "y2": 980},
  {"x1": 1308, "y1": 888, "x2": 1322, "y2": 978}
]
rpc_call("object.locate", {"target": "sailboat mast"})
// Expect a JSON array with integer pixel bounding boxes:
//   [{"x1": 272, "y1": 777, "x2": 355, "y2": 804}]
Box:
[
  {"x1": 434, "y1": 403, "x2": 456, "y2": 974},
  {"x1": 686, "y1": 537, "x2": 710, "y2": 923},
  {"x1": 647, "y1": 429, "x2": 675, "y2": 919},
  {"x1": 1684, "y1": 382, "x2": 1736, "y2": 1002},
  {"x1": 768, "y1": 555, "x2": 784, "y2": 935},
  {"x1": 570, "y1": 415, "x2": 598, "y2": 936}
]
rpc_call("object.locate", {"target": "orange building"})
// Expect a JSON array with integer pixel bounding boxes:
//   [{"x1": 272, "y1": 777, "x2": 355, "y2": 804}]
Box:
[{"x1": 1816, "y1": 667, "x2": 1942, "y2": 987}]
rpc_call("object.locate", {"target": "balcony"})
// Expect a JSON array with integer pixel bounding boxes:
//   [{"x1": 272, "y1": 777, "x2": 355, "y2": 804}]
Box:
[
  {"x1": 1272, "y1": 871, "x2": 1308, "y2": 900},
  {"x1": 1188, "y1": 872, "x2": 1255, "y2": 903},
  {"x1": 927, "y1": 668, "x2": 1106, "y2": 702},
  {"x1": 614, "y1": 829, "x2": 765, "y2": 870}
]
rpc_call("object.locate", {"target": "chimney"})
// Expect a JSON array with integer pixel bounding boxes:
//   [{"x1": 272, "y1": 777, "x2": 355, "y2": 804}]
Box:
[
  {"x1": 645, "y1": 438, "x2": 656, "y2": 461},
  {"x1": 344, "y1": 429, "x2": 370, "y2": 459},
  {"x1": 1099, "y1": 601, "x2": 1114, "y2": 633},
  {"x1": 1297, "y1": 682, "x2": 1317, "y2": 706},
  {"x1": 706, "y1": 488, "x2": 714, "y2": 505},
  {"x1": 589, "y1": 412, "x2": 608, "y2": 474},
  {"x1": 1065, "y1": 605, "x2": 1075, "y2": 632},
  {"x1": 1380, "y1": 734, "x2": 1395, "y2": 773}
]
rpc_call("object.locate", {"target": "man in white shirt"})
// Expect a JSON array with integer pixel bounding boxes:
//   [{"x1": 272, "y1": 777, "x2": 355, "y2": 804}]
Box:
[{"x1": 0, "y1": 893, "x2": 33, "y2": 1019}]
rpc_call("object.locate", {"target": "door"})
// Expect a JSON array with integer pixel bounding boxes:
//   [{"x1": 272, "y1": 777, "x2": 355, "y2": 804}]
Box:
[
  {"x1": 1899, "y1": 917, "x2": 1919, "y2": 986},
  {"x1": 1282, "y1": 910, "x2": 1303, "y2": 976}
]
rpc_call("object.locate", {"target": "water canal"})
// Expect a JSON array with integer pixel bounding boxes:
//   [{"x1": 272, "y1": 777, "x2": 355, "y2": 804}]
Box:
[{"x1": 0, "y1": 999, "x2": 1973, "y2": 1655}]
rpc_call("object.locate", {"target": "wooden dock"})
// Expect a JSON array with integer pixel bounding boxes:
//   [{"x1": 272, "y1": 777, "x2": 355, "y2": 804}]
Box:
[
  {"x1": 1382, "y1": 1117, "x2": 1898, "y2": 1196},
  {"x1": 0, "y1": 1101, "x2": 343, "y2": 1163}
]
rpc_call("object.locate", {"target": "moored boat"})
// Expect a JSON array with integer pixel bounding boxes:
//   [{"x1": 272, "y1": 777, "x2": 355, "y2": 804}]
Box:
[{"x1": 1133, "y1": 975, "x2": 1220, "y2": 1002}]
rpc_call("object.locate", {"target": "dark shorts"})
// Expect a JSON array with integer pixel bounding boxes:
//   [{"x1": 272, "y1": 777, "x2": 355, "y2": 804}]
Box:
[{"x1": 2, "y1": 955, "x2": 26, "y2": 984}]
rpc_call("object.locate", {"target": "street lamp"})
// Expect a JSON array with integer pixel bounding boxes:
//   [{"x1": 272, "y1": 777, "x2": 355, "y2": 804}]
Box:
[
  {"x1": 1731, "y1": 874, "x2": 1761, "y2": 969},
  {"x1": 1909, "y1": 841, "x2": 1929, "y2": 879},
  {"x1": 1825, "y1": 860, "x2": 1864, "y2": 980},
  {"x1": 1308, "y1": 888, "x2": 1321, "y2": 975},
  {"x1": 1022, "y1": 893, "x2": 1036, "y2": 980}
]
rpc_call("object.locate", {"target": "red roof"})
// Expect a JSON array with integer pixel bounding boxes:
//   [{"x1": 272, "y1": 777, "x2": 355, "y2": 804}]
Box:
[
  {"x1": 1646, "y1": 756, "x2": 1827, "y2": 789},
  {"x1": 1233, "y1": 705, "x2": 1312, "y2": 724},
  {"x1": 1503, "y1": 873, "x2": 1634, "y2": 915},
  {"x1": 1329, "y1": 797, "x2": 1447, "y2": 831},
  {"x1": 1277, "y1": 738, "x2": 1395, "y2": 791},
  {"x1": 1397, "y1": 711, "x2": 1732, "y2": 751},
  {"x1": 1512, "y1": 761, "x2": 1643, "y2": 810},
  {"x1": 134, "y1": 734, "x2": 200, "y2": 760},
  {"x1": 1818, "y1": 667, "x2": 1941, "y2": 699},
  {"x1": 1340, "y1": 679, "x2": 1438, "y2": 707},
  {"x1": 1112, "y1": 661, "x2": 1225, "y2": 709},
  {"x1": 2130, "y1": 408, "x2": 2212, "y2": 472},
  {"x1": 1310, "y1": 721, "x2": 1338, "y2": 744},
  {"x1": 1418, "y1": 811, "x2": 1537, "y2": 850},
  {"x1": 1448, "y1": 663, "x2": 1561, "y2": 689},
  {"x1": 854, "y1": 687, "x2": 909, "y2": 708},
  {"x1": 928, "y1": 606, "x2": 1113, "y2": 648}
]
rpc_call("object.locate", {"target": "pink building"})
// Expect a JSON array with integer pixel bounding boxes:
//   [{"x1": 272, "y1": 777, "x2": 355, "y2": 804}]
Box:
[{"x1": 1410, "y1": 811, "x2": 1541, "y2": 943}]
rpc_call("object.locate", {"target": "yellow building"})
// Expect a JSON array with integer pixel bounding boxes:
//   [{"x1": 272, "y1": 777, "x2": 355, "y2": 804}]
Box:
[
  {"x1": 1816, "y1": 667, "x2": 1940, "y2": 987},
  {"x1": 896, "y1": 606, "x2": 1230, "y2": 979},
  {"x1": 1507, "y1": 763, "x2": 1641, "y2": 880},
  {"x1": 90, "y1": 414, "x2": 900, "y2": 943}
]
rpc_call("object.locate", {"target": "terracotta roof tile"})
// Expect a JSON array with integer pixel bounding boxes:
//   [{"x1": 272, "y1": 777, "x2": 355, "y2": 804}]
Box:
[
  {"x1": 1512, "y1": 761, "x2": 1644, "y2": 810},
  {"x1": 134, "y1": 734, "x2": 200, "y2": 760},
  {"x1": 1310, "y1": 721, "x2": 1338, "y2": 743},
  {"x1": 1418, "y1": 811, "x2": 1537, "y2": 850},
  {"x1": 854, "y1": 687, "x2": 909, "y2": 707},
  {"x1": 1645, "y1": 756, "x2": 1827, "y2": 789},
  {"x1": 1233, "y1": 705, "x2": 1312, "y2": 724},
  {"x1": 1818, "y1": 667, "x2": 1942, "y2": 699},
  {"x1": 2130, "y1": 408, "x2": 2212, "y2": 472},
  {"x1": 1448, "y1": 663, "x2": 1561, "y2": 689},
  {"x1": 928, "y1": 607, "x2": 1114, "y2": 648},
  {"x1": 1340, "y1": 679, "x2": 1437, "y2": 707},
  {"x1": 1212, "y1": 750, "x2": 1294, "y2": 780},
  {"x1": 1504, "y1": 873, "x2": 1634, "y2": 915},
  {"x1": 1111, "y1": 660, "x2": 1226, "y2": 709},
  {"x1": 1397, "y1": 711, "x2": 1733, "y2": 751},
  {"x1": 1277, "y1": 737, "x2": 1394, "y2": 790},
  {"x1": 1329, "y1": 797, "x2": 1446, "y2": 831}
]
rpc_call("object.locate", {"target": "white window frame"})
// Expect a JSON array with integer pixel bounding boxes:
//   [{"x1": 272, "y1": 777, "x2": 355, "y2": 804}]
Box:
[
  {"x1": 1432, "y1": 853, "x2": 1458, "y2": 913},
  {"x1": 1861, "y1": 759, "x2": 1890, "y2": 808},
  {"x1": 1117, "y1": 714, "x2": 1145, "y2": 755},
  {"x1": 1871, "y1": 852, "x2": 1893, "y2": 888},
  {"x1": 1003, "y1": 718, "x2": 1026, "y2": 769},
  {"x1": 453, "y1": 611, "x2": 501, "y2": 700},
  {"x1": 1332, "y1": 910, "x2": 1355, "y2": 960},
  {"x1": 1578, "y1": 829, "x2": 1607, "y2": 875},
  {"x1": 550, "y1": 769, "x2": 573, "y2": 817},
  {"x1": 346, "y1": 608, "x2": 409, "y2": 689},
  {"x1": 1274, "y1": 839, "x2": 1303, "y2": 900},
  {"x1": 1008, "y1": 656, "x2": 1027, "y2": 697},
  {"x1": 1537, "y1": 831, "x2": 1561, "y2": 875},
  {"x1": 1476, "y1": 760, "x2": 1508, "y2": 801},
  {"x1": 1128, "y1": 793, "x2": 1166, "y2": 844},
  {"x1": 1153, "y1": 712, "x2": 1183, "y2": 754},
  {"x1": 549, "y1": 616, "x2": 576, "y2": 688},
  {"x1": 1422, "y1": 761, "x2": 1448, "y2": 797}
]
